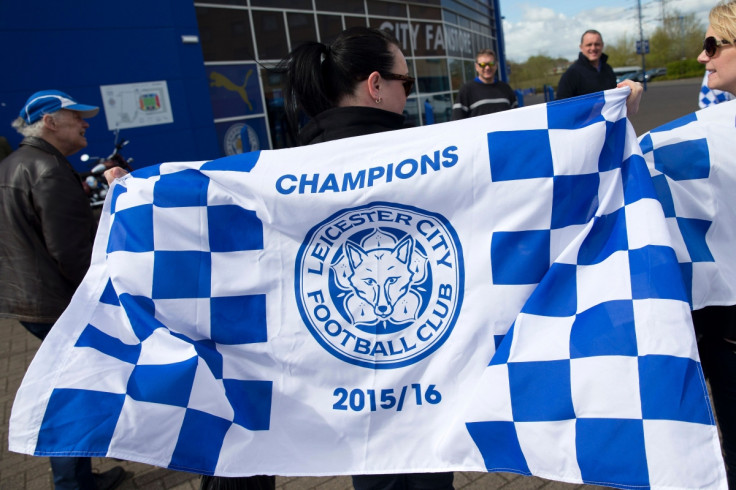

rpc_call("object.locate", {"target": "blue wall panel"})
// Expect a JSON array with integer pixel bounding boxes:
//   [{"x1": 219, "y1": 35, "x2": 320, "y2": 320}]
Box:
[{"x1": 0, "y1": 0, "x2": 219, "y2": 170}]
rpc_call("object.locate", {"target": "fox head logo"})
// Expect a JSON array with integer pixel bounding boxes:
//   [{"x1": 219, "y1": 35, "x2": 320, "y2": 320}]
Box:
[
  {"x1": 332, "y1": 229, "x2": 427, "y2": 328},
  {"x1": 345, "y1": 236, "x2": 414, "y2": 319},
  {"x1": 296, "y1": 203, "x2": 463, "y2": 368}
]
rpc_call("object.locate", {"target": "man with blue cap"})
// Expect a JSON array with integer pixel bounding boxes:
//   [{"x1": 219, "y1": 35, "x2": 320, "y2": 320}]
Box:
[{"x1": 0, "y1": 90, "x2": 126, "y2": 489}]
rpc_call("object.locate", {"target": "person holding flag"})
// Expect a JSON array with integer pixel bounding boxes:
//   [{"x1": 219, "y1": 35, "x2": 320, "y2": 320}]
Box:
[{"x1": 694, "y1": 2, "x2": 736, "y2": 487}]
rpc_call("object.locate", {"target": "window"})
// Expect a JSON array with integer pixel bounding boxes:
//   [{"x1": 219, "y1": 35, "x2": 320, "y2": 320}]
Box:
[
  {"x1": 287, "y1": 12, "x2": 317, "y2": 48},
  {"x1": 410, "y1": 6, "x2": 442, "y2": 20},
  {"x1": 367, "y1": 1, "x2": 407, "y2": 17},
  {"x1": 197, "y1": 7, "x2": 254, "y2": 62},
  {"x1": 251, "y1": 0, "x2": 311, "y2": 8},
  {"x1": 318, "y1": 14, "x2": 343, "y2": 44},
  {"x1": 252, "y1": 10, "x2": 288, "y2": 60},
  {"x1": 315, "y1": 0, "x2": 364, "y2": 14},
  {"x1": 415, "y1": 58, "x2": 450, "y2": 93},
  {"x1": 448, "y1": 58, "x2": 465, "y2": 92}
]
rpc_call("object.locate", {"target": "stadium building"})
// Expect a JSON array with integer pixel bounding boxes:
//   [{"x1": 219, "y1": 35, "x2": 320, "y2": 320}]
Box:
[{"x1": 1, "y1": 1, "x2": 507, "y2": 167}]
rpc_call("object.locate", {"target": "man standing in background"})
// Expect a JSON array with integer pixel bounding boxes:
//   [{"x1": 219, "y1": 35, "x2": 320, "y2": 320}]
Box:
[
  {"x1": 556, "y1": 29, "x2": 616, "y2": 99},
  {"x1": 0, "y1": 89, "x2": 126, "y2": 490},
  {"x1": 451, "y1": 49, "x2": 517, "y2": 120}
]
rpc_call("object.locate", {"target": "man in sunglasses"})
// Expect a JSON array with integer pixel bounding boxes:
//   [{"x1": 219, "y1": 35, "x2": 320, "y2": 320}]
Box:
[
  {"x1": 451, "y1": 49, "x2": 517, "y2": 120},
  {"x1": 556, "y1": 29, "x2": 617, "y2": 100}
]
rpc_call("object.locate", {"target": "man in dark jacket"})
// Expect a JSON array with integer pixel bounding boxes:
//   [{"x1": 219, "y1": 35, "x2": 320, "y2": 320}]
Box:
[
  {"x1": 0, "y1": 90, "x2": 126, "y2": 490},
  {"x1": 556, "y1": 30, "x2": 617, "y2": 100}
]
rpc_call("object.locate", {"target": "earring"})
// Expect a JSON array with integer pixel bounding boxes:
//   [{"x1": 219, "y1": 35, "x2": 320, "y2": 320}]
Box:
[{"x1": 375, "y1": 97, "x2": 382, "y2": 104}]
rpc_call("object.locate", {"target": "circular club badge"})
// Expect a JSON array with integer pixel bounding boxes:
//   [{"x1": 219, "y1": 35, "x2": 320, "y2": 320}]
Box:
[{"x1": 295, "y1": 202, "x2": 464, "y2": 369}]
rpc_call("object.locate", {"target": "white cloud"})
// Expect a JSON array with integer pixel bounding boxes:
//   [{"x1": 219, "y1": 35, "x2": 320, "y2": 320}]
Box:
[{"x1": 502, "y1": 0, "x2": 711, "y2": 62}]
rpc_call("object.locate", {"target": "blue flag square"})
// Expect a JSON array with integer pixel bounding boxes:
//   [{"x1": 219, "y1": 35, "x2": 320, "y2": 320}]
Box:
[
  {"x1": 169, "y1": 409, "x2": 232, "y2": 474},
  {"x1": 639, "y1": 133, "x2": 654, "y2": 154},
  {"x1": 576, "y1": 418, "x2": 649, "y2": 487},
  {"x1": 677, "y1": 217, "x2": 714, "y2": 263},
  {"x1": 107, "y1": 204, "x2": 154, "y2": 253},
  {"x1": 622, "y1": 155, "x2": 659, "y2": 206},
  {"x1": 127, "y1": 357, "x2": 198, "y2": 407},
  {"x1": 521, "y1": 263, "x2": 577, "y2": 317},
  {"x1": 577, "y1": 208, "x2": 628, "y2": 266},
  {"x1": 598, "y1": 119, "x2": 626, "y2": 172},
  {"x1": 100, "y1": 279, "x2": 120, "y2": 306},
  {"x1": 508, "y1": 360, "x2": 575, "y2": 421},
  {"x1": 208, "y1": 205, "x2": 263, "y2": 252},
  {"x1": 547, "y1": 92, "x2": 605, "y2": 129},
  {"x1": 153, "y1": 169, "x2": 210, "y2": 208},
  {"x1": 75, "y1": 324, "x2": 142, "y2": 364},
  {"x1": 36, "y1": 389, "x2": 125, "y2": 456},
  {"x1": 488, "y1": 130, "x2": 553, "y2": 181},
  {"x1": 201, "y1": 151, "x2": 261, "y2": 172},
  {"x1": 489, "y1": 323, "x2": 514, "y2": 366},
  {"x1": 171, "y1": 334, "x2": 224, "y2": 379},
  {"x1": 119, "y1": 294, "x2": 167, "y2": 341},
  {"x1": 570, "y1": 301, "x2": 637, "y2": 358},
  {"x1": 629, "y1": 246, "x2": 688, "y2": 302},
  {"x1": 639, "y1": 355, "x2": 713, "y2": 425},
  {"x1": 491, "y1": 230, "x2": 550, "y2": 285},
  {"x1": 551, "y1": 173, "x2": 599, "y2": 229},
  {"x1": 650, "y1": 174, "x2": 676, "y2": 218},
  {"x1": 653, "y1": 138, "x2": 710, "y2": 181},
  {"x1": 109, "y1": 183, "x2": 127, "y2": 215},
  {"x1": 210, "y1": 295, "x2": 267, "y2": 345},
  {"x1": 466, "y1": 421, "x2": 530, "y2": 474},
  {"x1": 224, "y1": 379, "x2": 273, "y2": 430},
  {"x1": 132, "y1": 163, "x2": 162, "y2": 179},
  {"x1": 153, "y1": 251, "x2": 212, "y2": 299}
]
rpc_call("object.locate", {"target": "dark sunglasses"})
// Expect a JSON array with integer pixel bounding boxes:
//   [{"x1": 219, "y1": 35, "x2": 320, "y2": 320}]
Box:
[
  {"x1": 703, "y1": 36, "x2": 734, "y2": 57},
  {"x1": 476, "y1": 61, "x2": 496, "y2": 69},
  {"x1": 381, "y1": 73, "x2": 415, "y2": 96}
]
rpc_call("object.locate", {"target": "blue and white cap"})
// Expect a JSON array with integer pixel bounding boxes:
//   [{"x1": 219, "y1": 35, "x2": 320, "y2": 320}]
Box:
[{"x1": 20, "y1": 90, "x2": 99, "y2": 124}]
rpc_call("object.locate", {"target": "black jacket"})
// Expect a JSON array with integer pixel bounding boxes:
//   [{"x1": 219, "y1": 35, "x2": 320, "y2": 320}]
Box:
[
  {"x1": 298, "y1": 106, "x2": 405, "y2": 145},
  {"x1": 556, "y1": 52, "x2": 616, "y2": 100},
  {"x1": 0, "y1": 137, "x2": 96, "y2": 323}
]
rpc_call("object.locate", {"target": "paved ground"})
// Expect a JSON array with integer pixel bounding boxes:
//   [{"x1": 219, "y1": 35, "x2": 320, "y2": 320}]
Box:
[
  {"x1": 627, "y1": 77, "x2": 701, "y2": 135},
  {"x1": 1, "y1": 316, "x2": 604, "y2": 489},
  {"x1": 1, "y1": 81, "x2": 705, "y2": 489}
]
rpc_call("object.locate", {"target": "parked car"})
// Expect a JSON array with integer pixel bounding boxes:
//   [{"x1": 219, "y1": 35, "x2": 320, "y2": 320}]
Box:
[
  {"x1": 617, "y1": 70, "x2": 644, "y2": 83},
  {"x1": 644, "y1": 67, "x2": 667, "y2": 81}
]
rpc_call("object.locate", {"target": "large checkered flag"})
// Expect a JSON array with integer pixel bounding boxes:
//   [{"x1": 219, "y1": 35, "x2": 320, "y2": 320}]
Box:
[
  {"x1": 9, "y1": 88, "x2": 727, "y2": 488},
  {"x1": 640, "y1": 99, "x2": 736, "y2": 308},
  {"x1": 459, "y1": 94, "x2": 727, "y2": 489}
]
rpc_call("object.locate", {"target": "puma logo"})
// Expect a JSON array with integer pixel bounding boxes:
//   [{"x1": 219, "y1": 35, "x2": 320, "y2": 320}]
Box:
[{"x1": 209, "y1": 70, "x2": 254, "y2": 111}]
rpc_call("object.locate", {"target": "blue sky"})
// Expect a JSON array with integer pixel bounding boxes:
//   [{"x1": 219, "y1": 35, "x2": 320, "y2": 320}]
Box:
[{"x1": 499, "y1": 0, "x2": 713, "y2": 62}]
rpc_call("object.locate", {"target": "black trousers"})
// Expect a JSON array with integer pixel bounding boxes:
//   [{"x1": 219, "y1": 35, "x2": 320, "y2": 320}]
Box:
[{"x1": 352, "y1": 473, "x2": 454, "y2": 490}]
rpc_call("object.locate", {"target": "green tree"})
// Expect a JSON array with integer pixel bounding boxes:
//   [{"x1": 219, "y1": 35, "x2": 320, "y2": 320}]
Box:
[
  {"x1": 508, "y1": 54, "x2": 571, "y2": 91},
  {"x1": 605, "y1": 34, "x2": 639, "y2": 67},
  {"x1": 647, "y1": 11, "x2": 705, "y2": 69}
]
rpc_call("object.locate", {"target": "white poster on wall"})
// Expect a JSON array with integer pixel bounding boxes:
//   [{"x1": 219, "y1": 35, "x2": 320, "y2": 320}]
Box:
[{"x1": 100, "y1": 80, "x2": 174, "y2": 130}]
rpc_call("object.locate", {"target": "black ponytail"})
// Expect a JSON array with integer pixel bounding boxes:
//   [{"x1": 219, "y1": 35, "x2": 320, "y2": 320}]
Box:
[{"x1": 280, "y1": 27, "x2": 401, "y2": 134}]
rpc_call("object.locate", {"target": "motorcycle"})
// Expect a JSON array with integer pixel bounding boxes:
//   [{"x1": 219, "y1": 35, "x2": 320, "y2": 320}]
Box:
[{"x1": 79, "y1": 131, "x2": 134, "y2": 209}]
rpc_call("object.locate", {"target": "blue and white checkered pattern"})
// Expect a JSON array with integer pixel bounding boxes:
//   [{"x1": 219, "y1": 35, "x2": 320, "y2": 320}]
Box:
[
  {"x1": 464, "y1": 92, "x2": 725, "y2": 489},
  {"x1": 9, "y1": 89, "x2": 727, "y2": 487},
  {"x1": 699, "y1": 73, "x2": 735, "y2": 109},
  {"x1": 640, "y1": 99, "x2": 736, "y2": 309},
  {"x1": 32, "y1": 152, "x2": 272, "y2": 474}
]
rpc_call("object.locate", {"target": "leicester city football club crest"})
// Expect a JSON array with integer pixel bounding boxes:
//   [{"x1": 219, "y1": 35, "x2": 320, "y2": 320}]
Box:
[{"x1": 295, "y1": 202, "x2": 464, "y2": 369}]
